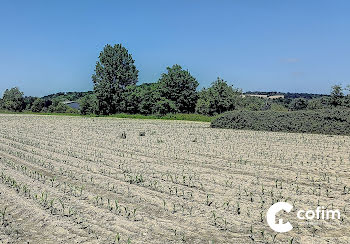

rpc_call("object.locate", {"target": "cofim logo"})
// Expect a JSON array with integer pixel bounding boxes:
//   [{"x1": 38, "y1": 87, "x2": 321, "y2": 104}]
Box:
[
  {"x1": 266, "y1": 202, "x2": 341, "y2": 233},
  {"x1": 266, "y1": 202, "x2": 293, "y2": 233}
]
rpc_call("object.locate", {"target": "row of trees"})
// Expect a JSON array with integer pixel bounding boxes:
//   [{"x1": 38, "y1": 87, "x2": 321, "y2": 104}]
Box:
[
  {"x1": 1, "y1": 43, "x2": 349, "y2": 116},
  {"x1": 0, "y1": 87, "x2": 79, "y2": 113},
  {"x1": 90, "y1": 44, "x2": 200, "y2": 115},
  {"x1": 87, "y1": 44, "x2": 350, "y2": 115},
  {"x1": 285, "y1": 85, "x2": 350, "y2": 111},
  {"x1": 84, "y1": 44, "x2": 252, "y2": 115},
  {"x1": 2, "y1": 82, "x2": 349, "y2": 116}
]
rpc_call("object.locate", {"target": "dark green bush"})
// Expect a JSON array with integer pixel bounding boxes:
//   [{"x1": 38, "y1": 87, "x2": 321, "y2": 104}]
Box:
[
  {"x1": 211, "y1": 109, "x2": 350, "y2": 135},
  {"x1": 31, "y1": 98, "x2": 45, "y2": 112},
  {"x1": 80, "y1": 94, "x2": 97, "y2": 115}
]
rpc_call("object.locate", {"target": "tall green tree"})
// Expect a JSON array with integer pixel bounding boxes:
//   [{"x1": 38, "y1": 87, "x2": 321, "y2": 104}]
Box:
[
  {"x1": 330, "y1": 84, "x2": 344, "y2": 106},
  {"x1": 196, "y1": 77, "x2": 241, "y2": 115},
  {"x1": 92, "y1": 44, "x2": 139, "y2": 115},
  {"x1": 157, "y1": 64, "x2": 198, "y2": 113},
  {"x1": 2, "y1": 87, "x2": 25, "y2": 112}
]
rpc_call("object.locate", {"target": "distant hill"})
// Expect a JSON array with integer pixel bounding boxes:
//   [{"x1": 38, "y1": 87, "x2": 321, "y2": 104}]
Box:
[
  {"x1": 244, "y1": 91, "x2": 328, "y2": 100},
  {"x1": 40, "y1": 90, "x2": 328, "y2": 102},
  {"x1": 42, "y1": 91, "x2": 93, "y2": 101}
]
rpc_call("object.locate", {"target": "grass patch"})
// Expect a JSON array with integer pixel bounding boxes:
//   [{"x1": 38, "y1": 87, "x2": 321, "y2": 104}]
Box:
[
  {"x1": 0, "y1": 110, "x2": 214, "y2": 122},
  {"x1": 108, "y1": 113, "x2": 214, "y2": 122}
]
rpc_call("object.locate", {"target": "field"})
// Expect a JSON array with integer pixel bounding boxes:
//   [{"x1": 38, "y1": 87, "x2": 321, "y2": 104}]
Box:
[{"x1": 0, "y1": 114, "x2": 349, "y2": 244}]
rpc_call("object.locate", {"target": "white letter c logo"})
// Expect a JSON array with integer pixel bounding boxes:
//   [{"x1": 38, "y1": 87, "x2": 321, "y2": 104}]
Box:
[{"x1": 266, "y1": 202, "x2": 293, "y2": 233}]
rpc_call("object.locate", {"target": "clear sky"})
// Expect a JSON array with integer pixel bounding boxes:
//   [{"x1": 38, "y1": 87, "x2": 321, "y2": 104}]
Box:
[{"x1": 0, "y1": 0, "x2": 349, "y2": 97}]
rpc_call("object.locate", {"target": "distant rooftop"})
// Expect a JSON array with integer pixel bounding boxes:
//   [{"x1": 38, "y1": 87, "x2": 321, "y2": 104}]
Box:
[{"x1": 62, "y1": 101, "x2": 76, "y2": 104}]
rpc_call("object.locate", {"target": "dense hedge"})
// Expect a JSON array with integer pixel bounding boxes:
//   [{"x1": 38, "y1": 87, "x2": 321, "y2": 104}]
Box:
[{"x1": 211, "y1": 109, "x2": 350, "y2": 135}]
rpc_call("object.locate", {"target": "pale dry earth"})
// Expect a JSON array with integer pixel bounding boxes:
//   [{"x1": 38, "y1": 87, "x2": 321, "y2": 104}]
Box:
[{"x1": 0, "y1": 114, "x2": 349, "y2": 244}]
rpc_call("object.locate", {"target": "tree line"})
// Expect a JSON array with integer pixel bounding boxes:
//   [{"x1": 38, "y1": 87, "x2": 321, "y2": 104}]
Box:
[{"x1": 1, "y1": 43, "x2": 349, "y2": 116}]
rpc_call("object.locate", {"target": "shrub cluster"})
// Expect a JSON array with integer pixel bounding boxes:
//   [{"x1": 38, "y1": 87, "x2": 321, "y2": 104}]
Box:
[{"x1": 211, "y1": 109, "x2": 350, "y2": 135}]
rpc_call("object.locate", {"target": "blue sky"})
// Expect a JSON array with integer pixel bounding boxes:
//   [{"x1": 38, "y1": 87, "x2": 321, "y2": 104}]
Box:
[{"x1": 0, "y1": 0, "x2": 349, "y2": 97}]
